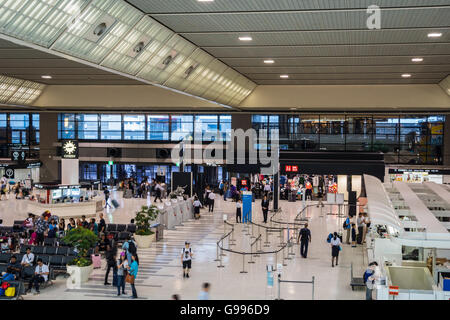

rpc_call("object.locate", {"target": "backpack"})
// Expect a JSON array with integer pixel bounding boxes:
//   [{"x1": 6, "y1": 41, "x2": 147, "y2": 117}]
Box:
[
  {"x1": 363, "y1": 270, "x2": 374, "y2": 284},
  {"x1": 343, "y1": 218, "x2": 350, "y2": 230},
  {"x1": 127, "y1": 241, "x2": 137, "y2": 255},
  {"x1": 326, "y1": 233, "x2": 333, "y2": 243}
]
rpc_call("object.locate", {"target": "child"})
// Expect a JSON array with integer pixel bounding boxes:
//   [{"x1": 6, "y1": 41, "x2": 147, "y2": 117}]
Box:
[
  {"x1": 236, "y1": 199, "x2": 242, "y2": 223},
  {"x1": 351, "y1": 223, "x2": 357, "y2": 247}
]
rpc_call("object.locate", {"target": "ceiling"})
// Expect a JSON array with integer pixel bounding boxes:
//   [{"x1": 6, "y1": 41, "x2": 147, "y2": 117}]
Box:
[
  {"x1": 0, "y1": 38, "x2": 142, "y2": 85},
  {"x1": 126, "y1": 0, "x2": 450, "y2": 85}
]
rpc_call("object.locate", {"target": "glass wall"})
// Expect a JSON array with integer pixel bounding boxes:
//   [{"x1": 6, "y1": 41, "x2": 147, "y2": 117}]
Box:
[
  {"x1": 58, "y1": 113, "x2": 231, "y2": 142},
  {"x1": 0, "y1": 112, "x2": 40, "y2": 158},
  {"x1": 252, "y1": 114, "x2": 446, "y2": 165}
]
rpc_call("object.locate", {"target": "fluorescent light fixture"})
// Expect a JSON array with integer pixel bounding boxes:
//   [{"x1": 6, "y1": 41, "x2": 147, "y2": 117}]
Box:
[
  {"x1": 427, "y1": 32, "x2": 442, "y2": 38},
  {"x1": 197, "y1": 0, "x2": 214, "y2": 2},
  {"x1": 239, "y1": 36, "x2": 252, "y2": 41},
  {"x1": 0, "y1": 75, "x2": 45, "y2": 105},
  {"x1": 41, "y1": 75, "x2": 52, "y2": 79},
  {"x1": 411, "y1": 58, "x2": 423, "y2": 62},
  {"x1": 401, "y1": 74, "x2": 412, "y2": 78},
  {"x1": 264, "y1": 59, "x2": 275, "y2": 64},
  {"x1": 280, "y1": 75, "x2": 289, "y2": 78}
]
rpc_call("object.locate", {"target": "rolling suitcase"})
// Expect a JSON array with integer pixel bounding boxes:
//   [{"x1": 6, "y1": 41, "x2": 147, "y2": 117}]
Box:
[
  {"x1": 111, "y1": 199, "x2": 120, "y2": 208},
  {"x1": 91, "y1": 254, "x2": 101, "y2": 269}
]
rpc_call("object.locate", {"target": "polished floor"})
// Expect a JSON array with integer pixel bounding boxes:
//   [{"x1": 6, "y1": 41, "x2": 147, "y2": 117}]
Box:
[{"x1": 0, "y1": 192, "x2": 367, "y2": 300}]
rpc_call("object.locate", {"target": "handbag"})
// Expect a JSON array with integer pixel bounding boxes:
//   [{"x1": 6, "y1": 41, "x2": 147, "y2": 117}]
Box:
[
  {"x1": 125, "y1": 273, "x2": 135, "y2": 284},
  {"x1": 5, "y1": 286, "x2": 15, "y2": 297}
]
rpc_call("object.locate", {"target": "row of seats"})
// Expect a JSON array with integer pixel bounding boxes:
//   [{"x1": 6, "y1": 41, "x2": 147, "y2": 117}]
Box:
[
  {"x1": 106, "y1": 223, "x2": 136, "y2": 233},
  {"x1": 106, "y1": 231, "x2": 132, "y2": 242},
  {"x1": 19, "y1": 246, "x2": 76, "y2": 256}
]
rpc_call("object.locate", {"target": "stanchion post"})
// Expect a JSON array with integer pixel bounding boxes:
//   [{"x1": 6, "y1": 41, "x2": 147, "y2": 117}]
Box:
[
  {"x1": 240, "y1": 254, "x2": 247, "y2": 273},
  {"x1": 220, "y1": 238, "x2": 226, "y2": 257},
  {"x1": 274, "y1": 251, "x2": 278, "y2": 271},
  {"x1": 312, "y1": 276, "x2": 315, "y2": 300},
  {"x1": 251, "y1": 223, "x2": 255, "y2": 239},
  {"x1": 277, "y1": 274, "x2": 281, "y2": 300},
  {"x1": 264, "y1": 229, "x2": 270, "y2": 247},
  {"x1": 248, "y1": 243, "x2": 255, "y2": 264},
  {"x1": 214, "y1": 242, "x2": 220, "y2": 262}
]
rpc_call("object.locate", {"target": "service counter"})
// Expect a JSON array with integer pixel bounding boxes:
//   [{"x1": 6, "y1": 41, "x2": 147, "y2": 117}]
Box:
[{"x1": 27, "y1": 183, "x2": 103, "y2": 219}]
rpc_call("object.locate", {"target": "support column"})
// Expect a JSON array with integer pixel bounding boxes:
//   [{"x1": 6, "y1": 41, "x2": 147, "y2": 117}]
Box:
[
  {"x1": 444, "y1": 116, "x2": 450, "y2": 166},
  {"x1": 39, "y1": 113, "x2": 59, "y2": 182}
]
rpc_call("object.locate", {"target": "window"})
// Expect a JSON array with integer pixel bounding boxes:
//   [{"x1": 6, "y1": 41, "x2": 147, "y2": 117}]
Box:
[
  {"x1": 101, "y1": 114, "x2": 122, "y2": 140},
  {"x1": 148, "y1": 115, "x2": 169, "y2": 140},
  {"x1": 10, "y1": 113, "x2": 29, "y2": 144},
  {"x1": 81, "y1": 163, "x2": 97, "y2": 180},
  {"x1": 171, "y1": 115, "x2": 194, "y2": 141},
  {"x1": 31, "y1": 114, "x2": 39, "y2": 144},
  {"x1": 195, "y1": 115, "x2": 218, "y2": 141},
  {"x1": 58, "y1": 113, "x2": 76, "y2": 139},
  {"x1": 219, "y1": 115, "x2": 232, "y2": 141},
  {"x1": 77, "y1": 114, "x2": 98, "y2": 140},
  {"x1": 123, "y1": 115, "x2": 145, "y2": 140}
]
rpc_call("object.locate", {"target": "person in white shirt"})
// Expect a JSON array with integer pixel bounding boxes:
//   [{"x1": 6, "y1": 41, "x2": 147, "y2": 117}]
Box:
[
  {"x1": 208, "y1": 192, "x2": 216, "y2": 212},
  {"x1": 236, "y1": 200, "x2": 242, "y2": 223},
  {"x1": 330, "y1": 232, "x2": 341, "y2": 267},
  {"x1": 21, "y1": 247, "x2": 35, "y2": 267},
  {"x1": 28, "y1": 258, "x2": 49, "y2": 294},
  {"x1": 181, "y1": 242, "x2": 193, "y2": 278},
  {"x1": 193, "y1": 196, "x2": 202, "y2": 220}
]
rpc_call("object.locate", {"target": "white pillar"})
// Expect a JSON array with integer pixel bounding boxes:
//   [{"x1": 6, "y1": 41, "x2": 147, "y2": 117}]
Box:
[{"x1": 61, "y1": 159, "x2": 79, "y2": 185}]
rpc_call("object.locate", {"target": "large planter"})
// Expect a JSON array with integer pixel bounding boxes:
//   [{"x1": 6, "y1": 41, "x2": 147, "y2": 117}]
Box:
[
  {"x1": 66, "y1": 264, "x2": 93, "y2": 289},
  {"x1": 134, "y1": 233, "x2": 156, "y2": 248}
]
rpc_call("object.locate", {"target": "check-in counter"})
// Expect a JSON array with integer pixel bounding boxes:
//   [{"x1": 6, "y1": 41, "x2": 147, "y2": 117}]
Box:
[{"x1": 27, "y1": 196, "x2": 103, "y2": 219}]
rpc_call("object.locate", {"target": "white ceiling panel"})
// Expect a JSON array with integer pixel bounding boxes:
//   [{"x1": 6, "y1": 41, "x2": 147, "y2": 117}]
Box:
[
  {"x1": 181, "y1": 28, "x2": 450, "y2": 47},
  {"x1": 126, "y1": 0, "x2": 450, "y2": 13},
  {"x1": 150, "y1": 8, "x2": 450, "y2": 32}
]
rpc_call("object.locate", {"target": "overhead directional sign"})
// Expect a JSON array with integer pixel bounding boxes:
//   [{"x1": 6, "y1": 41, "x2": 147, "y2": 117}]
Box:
[{"x1": 11, "y1": 150, "x2": 26, "y2": 163}]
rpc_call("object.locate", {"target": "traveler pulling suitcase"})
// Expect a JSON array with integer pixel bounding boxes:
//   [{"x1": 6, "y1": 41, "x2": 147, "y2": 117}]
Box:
[
  {"x1": 111, "y1": 199, "x2": 120, "y2": 208},
  {"x1": 91, "y1": 254, "x2": 101, "y2": 269}
]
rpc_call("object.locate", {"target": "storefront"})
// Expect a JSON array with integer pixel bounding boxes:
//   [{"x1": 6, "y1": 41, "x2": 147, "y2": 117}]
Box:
[{"x1": 388, "y1": 168, "x2": 450, "y2": 184}]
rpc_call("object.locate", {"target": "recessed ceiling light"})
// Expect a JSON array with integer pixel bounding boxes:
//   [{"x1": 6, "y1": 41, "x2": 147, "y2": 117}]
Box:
[
  {"x1": 41, "y1": 75, "x2": 52, "y2": 79},
  {"x1": 411, "y1": 58, "x2": 423, "y2": 62},
  {"x1": 427, "y1": 32, "x2": 442, "y2": 38},
  {"x1": 264, "y1": 59, "x2": 275, "y2": 64},
  {"x1": 401, "y1": 74, "x2": 412, "y2": 78},
  {"x1": 238, "y1": 36, "x2": 252, "y2": 41},
  {"x1": 280, "y1": 75, "x2": 289, "y2": 78},
  {"x1": 197, "y1": 0, "x2": 214, "y2": 2}
]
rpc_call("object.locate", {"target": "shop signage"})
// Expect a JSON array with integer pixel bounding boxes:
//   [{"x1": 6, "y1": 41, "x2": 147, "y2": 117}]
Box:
[
  {"x1": 388, "y1": 168, "x2": 450, "y2": 175},
  {"x1": 62, "y1": 140, "x2": 79, "y2": 159},
  {"x1": 285, "y1": 165, "x2": 298, "y2": 172},
  {"x1": 389, "y1": 286, "x2": 399, "y2": 296}
]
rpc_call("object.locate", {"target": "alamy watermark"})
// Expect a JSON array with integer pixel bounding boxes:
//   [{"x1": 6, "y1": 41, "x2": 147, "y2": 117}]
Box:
[
  {"x1": 367, "y1": 5, "x2": 381, "y2": 30},
  {"x1": 171, "y1": 128, "x2": 279, "y2": 175}
]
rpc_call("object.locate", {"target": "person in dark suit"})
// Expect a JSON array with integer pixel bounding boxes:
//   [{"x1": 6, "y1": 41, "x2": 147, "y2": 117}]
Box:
[
  {"x1": 297, "y1": 223, "x2": 312, "y2": 258},
  {"x1": 261, "y1": 195, "x2": 270, "y2": 223}
]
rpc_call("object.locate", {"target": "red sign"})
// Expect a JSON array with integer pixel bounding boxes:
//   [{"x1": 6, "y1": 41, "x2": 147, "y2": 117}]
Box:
[
  {"x1": 389, "y1": 286, "x2": 399, "y2": 296},
  {"x1": 285, "y1": 165, "x2": 298, "y2": 173},
  {"x1": 241, "y1": 180, "x2": 247, "y2": 186}
]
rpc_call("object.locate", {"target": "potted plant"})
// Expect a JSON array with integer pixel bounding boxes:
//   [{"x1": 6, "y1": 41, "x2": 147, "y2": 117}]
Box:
[
  {"x1": 134, "y1": 205, "x2": 160, "y2": 248},
  {"x1": 62, "y1": 227, "x2": 98, "y2": 286}
]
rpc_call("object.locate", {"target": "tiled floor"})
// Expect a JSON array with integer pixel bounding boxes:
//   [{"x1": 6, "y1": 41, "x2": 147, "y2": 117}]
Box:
[{"x1": 0, "y1": 192, "x2": 367, "y2": 300}]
